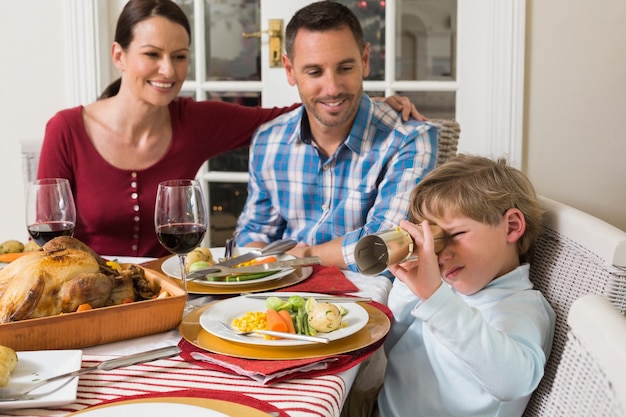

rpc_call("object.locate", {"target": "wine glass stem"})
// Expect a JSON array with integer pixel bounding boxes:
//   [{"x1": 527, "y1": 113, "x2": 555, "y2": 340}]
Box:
[{"x1": 178, "y1": 254, "x2": 188, "y2": 292}]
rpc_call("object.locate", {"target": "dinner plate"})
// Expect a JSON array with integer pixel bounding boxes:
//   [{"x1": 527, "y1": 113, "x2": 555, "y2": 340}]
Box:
[
  {"x1": 67, "y1": 397, "x2": 273, "y2": 417},
  {"x1": 199, "y1": 293, "x2": 369, "y2": 346},
  {"x1": 0, "y1": 350, "x2": 82, "y2": 410},
  {"x1": 161, "y1": 248, "x2": 296, "y2": 287},
  {"x1": 180, "y1": 301, "x2": 391, "y2": 360},
  {"x1": 156, "y1": 256, "x2": 313, "y2": 296}
]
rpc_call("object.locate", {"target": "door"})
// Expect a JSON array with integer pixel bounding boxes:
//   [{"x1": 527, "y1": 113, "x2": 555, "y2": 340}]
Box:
[
  {"x1": 71, "y1": 0, "x2": 525, "y2": 246},
  {"x1": 185, "y1": 0, "x2": 461, "y2": 246}
]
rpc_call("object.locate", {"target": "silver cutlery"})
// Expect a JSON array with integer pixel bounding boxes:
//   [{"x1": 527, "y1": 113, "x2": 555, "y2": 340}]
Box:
[
  {"x1": 187, "y1": 256, "x2": 320, "y2": 280},
  {"x1": 216, "y1": 321, "x2": 329, "y2": 344},
  {"x1": 243, "y1": 293, "x2": 372, "y2": 303},
  {"x1": 212, "y1": 239, "x2": 297, "y2": 269},
  {"x1": 0, "y1": 346, "x2": 181, "y2": 402}
]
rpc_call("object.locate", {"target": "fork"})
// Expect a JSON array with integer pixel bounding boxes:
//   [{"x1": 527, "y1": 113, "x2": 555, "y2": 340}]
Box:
[{"x1": 216, "y1": 321, "x2": 329, "y2": 344}]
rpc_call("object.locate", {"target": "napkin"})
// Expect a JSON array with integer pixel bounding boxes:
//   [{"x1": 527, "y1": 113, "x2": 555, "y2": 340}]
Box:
[
  {"x1": 280, "y1": 264, "x2": 359, "y2": 293},
  {"x1": 179, "y1": 301, "x2": 393, "y2": 385}
]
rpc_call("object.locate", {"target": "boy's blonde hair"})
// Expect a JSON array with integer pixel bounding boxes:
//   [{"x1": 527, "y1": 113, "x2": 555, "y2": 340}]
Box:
[{"x1": 409, "y1": 154, "x2": 544, "y2": 257}]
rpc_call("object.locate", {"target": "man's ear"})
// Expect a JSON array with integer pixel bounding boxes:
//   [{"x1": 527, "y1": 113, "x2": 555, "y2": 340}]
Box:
[
  {"x1": 282, "y1": 54, "x2": 297, "y2": 87},
  {"x1": 505, "y1": 208, "x2": 526, "y2": 244}
]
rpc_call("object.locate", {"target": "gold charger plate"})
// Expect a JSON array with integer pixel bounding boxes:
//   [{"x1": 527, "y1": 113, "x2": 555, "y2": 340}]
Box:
[
  {"x1": 180, "y1": 302, "x2": 390, "y2": 360},
  {"x1": 67, "y1": 397, "x2": 272, "y2": 416},
  {"x1": 145, "y1": 257, "x2": 313, "y2": 295}
]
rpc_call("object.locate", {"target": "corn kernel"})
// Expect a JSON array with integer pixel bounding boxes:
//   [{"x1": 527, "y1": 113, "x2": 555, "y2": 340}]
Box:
[{"x1": 232, "y1": 311, "x2": 267, "y2": 332}]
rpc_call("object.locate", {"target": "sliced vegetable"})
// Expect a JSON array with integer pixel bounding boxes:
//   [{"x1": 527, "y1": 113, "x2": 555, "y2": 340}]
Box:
[
  {"x1": 0, "y1": 252, "x2": 31, "y2": 263},
  {"x1": 288, "y1": 295, "x2": 305, "y2": 310},
  {"x1": 265, "y1": 296, "x2": 292, "y2": 311},
  {"x1": 278, "y1": 309, "x2": 296, "y2": 334},
  {"x1": 76, "y1": 303, "x2": 93, "y2": 312},
  {"x1": 237, "y1": 256, "x2": 278, "y2": 267},
  {"x1": 266, "y1": 308, "x2": 289, "y2": 333},
  {"x1": 225, "y1": 271, "x2": 276, "y2": 282}
]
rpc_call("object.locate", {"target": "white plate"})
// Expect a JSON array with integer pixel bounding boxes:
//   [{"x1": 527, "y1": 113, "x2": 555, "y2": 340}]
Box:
[
  {"x1": 67, "y1": 397, "x2": 274, "y2": 417},
  {"x1": 70, "y1": 402, "x2": 228, "y2": 416},
  {"x1": 161, "y1": 247, "x2": 295, "y2": 288},
  {"x1": 0, "y1": 349, "x2": 82, "y2": 410},
  {"x1": 199, "y1": 293, "x2": 369, "y2": 346}
]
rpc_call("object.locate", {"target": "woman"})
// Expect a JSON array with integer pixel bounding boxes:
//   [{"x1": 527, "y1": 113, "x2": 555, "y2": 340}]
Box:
[{"x1": 38, "y1": 0, "x2": 423, "y2": 258}]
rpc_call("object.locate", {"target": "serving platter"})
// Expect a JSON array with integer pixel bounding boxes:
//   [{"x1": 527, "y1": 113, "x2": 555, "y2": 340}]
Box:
[
  {"x1": 179, "y1": 301, "x2": 390, "y2": 360},
  {"x1": 0, "y1": 350, "x2": 82, "y2": 410},
  {"x1": 199, "y1": 294, "x2": 369, "y2": 346}
]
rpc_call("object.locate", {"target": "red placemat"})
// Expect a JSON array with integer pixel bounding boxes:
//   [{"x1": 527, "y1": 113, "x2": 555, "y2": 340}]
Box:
[
  {"x1": 179, "y1": 301, "x2": 392, "y2": 384},
  {"x1": 279, "y1": 265, "x2": 359, "y2": 293}
]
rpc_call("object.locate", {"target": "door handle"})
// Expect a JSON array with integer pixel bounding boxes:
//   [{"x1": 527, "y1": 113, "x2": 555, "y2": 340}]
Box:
[{"x1": 242, "y1": 19, "x2": 283, "y2": 68}]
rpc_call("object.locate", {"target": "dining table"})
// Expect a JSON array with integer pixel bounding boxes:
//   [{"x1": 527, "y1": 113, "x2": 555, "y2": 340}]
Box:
[{"x1": 0, "y1": 256, "x2": 393, "y2": 417}]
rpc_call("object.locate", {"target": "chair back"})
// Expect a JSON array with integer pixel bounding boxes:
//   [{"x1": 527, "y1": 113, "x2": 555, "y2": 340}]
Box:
[
  {"x1": 543, "y1": 294, "x2": 626, "y2": 416},
  {"x1": 20, "y1": 139, "x2": 42, "y2": 185},
  {"x1": 429, "y1": 119, "x2": 460, "y2": 166},
  {"x1": 523, "y1": 196, "x2": 626, "y2": 416}
]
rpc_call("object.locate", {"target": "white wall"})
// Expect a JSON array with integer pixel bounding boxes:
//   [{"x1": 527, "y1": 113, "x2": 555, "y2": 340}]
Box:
[
  {"x1": 0, "y1": 0, "x2": 68, "y2": 243},
  {"x1": 0, "y1": 0, "x2": 624, "y2": 245},
  {"x1": 525, "y1": 0, "x2": 626, "y2": 231}
]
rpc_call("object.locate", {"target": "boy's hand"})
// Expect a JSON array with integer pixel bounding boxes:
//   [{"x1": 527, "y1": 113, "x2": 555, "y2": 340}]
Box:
[{"x1": 389, "y1": 220, "x2": 442, "y2": 300}]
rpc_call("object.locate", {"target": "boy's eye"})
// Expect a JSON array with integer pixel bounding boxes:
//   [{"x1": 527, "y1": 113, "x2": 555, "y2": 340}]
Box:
[{"x1": 449, "y1": 231, "x2": 465, "y2": 239}]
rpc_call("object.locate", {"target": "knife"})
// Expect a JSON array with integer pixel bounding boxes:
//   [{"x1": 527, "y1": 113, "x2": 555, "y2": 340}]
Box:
[
  {"x1": 187, "y1": 256, "x2": 321, "y2": 280},
  {"x1": 243, "y1": 293, "x2": 372, "y2": 303},
  {"x1": 212, "y1": 239, "x2": 297, "y2": 268}
]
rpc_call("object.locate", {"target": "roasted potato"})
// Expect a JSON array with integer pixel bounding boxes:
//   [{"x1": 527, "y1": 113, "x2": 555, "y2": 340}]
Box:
[
  {"x1": 23, "y1": 240, "x2": 42, "y2": 252},
  {"x1": 0, "y1": 345, "x2": 18, "y2": 387},
  {"x1": 308, "y1": 302, "x2": 342, "y2": 333},
  {"x1": 0, "y1": 240, "x2": 24, "y2": 254},
  {"x1": 185, "y1": 247, "x2": 214, "y2": 272}
]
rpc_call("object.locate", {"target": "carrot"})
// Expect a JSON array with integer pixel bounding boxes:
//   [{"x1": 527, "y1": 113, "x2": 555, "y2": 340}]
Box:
[
  {"x1": 251, "y1": 256, "x2": 277, "y2": 265},
  {"x1": 237, "y1": 256, "x2": 278, "y2": 268},
  {"x1": 278, "y1": 310, "x2": 296, "y2": 334},
  {"x1": 266, "y1": 308, "x2": 288, "y2": 333},
  {"x1": 0, "y1": 252, "x2": 31, "y2": 263},
  {"x1": 76, "y1": 303, "x2": 93, "y2": 312}
]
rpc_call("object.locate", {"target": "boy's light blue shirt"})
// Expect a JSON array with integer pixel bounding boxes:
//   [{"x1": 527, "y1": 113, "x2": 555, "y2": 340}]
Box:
[
  {"x1": 379, "y1": 264, "x2": 556, "y2": 417},
  {"x1": 236, "y1": 95, "x2": 437, "y2": 272}
]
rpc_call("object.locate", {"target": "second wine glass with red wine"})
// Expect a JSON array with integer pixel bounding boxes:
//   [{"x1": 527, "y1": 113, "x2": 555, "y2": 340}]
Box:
[
  {"x1": 25, "y1": 178, "x2": 76, "y2": 247},
  {"x1": 154, "y1": 179, "x2": 207, "y2": 293}
]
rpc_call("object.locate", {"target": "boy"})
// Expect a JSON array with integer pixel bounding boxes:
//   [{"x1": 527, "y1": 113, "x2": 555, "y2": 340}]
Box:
[{"x1": 378, "y1": 154, "x2": 555, "y2": 417}]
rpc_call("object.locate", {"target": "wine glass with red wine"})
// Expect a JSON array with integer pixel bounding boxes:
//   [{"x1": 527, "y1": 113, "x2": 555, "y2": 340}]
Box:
[
  {"x1": 25, "y1": 178, "x2": 76, "y2": 247},
  {"x1": 155, "y1": 179, "x2": 207, "y2": 293}
]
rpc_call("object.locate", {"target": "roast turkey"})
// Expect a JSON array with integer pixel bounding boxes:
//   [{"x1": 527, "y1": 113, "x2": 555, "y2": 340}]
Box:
[{"x1": 0, "y1": 237, "x2": 148, "y2": 323}]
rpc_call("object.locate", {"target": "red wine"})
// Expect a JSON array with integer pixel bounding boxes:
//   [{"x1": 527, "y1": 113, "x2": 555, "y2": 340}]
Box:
[
  {"x1": 27, "y1": 222, "x2": 75, "y2": 246},
  {"x1": 157, "y1": 223, "x2": 206, "y2": 254}
]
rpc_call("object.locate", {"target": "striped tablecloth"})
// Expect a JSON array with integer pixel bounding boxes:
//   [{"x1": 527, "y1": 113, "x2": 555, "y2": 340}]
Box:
[
  {"x1": 0, "y1": 355, "x2": 351, "y2": 417},
  {"x1": 0, "y1": 267, "x2": 392, "y2": 417}
]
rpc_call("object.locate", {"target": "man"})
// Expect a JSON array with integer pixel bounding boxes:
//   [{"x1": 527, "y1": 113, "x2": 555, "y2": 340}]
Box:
[{"x1": 235, "y1": 1, "x2": 437, "y2": 272}]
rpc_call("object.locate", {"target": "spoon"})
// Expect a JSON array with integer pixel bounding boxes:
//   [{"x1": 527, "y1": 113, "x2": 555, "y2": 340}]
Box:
[{"x1": 0, "y1": 346, "x2": 181, "y2": 402}]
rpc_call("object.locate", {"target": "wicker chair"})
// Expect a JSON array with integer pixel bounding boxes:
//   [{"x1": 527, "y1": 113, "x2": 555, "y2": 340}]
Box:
[
  {"x1": 543, "y1": 294, "x2": 626, "y2": 416},
  {"x1": 523, "y1": 196, "x2": 626, "y2": 416},
  {"x1": 430, "y1": 119, "x2": 460, "y2": 166}
]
